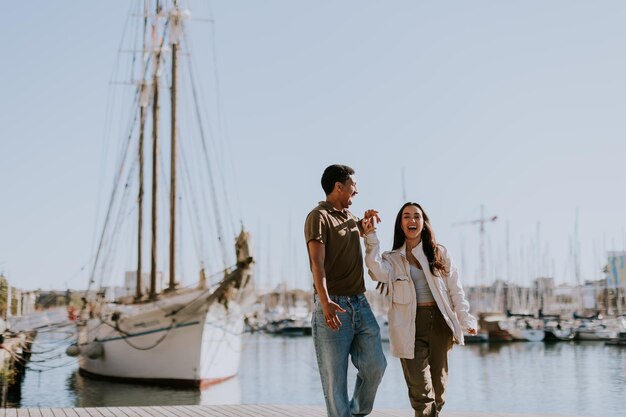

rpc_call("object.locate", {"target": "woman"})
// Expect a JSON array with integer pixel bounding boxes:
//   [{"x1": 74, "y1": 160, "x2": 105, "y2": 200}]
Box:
[{"x1": 362, "y1": 202, "x2": 476, "y2": 417}]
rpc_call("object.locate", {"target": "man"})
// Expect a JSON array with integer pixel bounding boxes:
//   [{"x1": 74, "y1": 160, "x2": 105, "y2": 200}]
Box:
[{"x1": 304, "y1": 164, "x2": 386, "y2": 417}]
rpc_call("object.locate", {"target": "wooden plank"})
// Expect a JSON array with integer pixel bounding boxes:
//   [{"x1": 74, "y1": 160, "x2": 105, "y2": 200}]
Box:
[
  {"x1": 148, "y1": 407, "x2": 180, "y2": 417},
  {"x1": 118, "y1": 408, "x2": 153, "y2": 417},
  {"x1": 109, "y1": 407, "x2": 141, "y2": 417},
  {"x1": 215, "y1": 406, "x2": 251, "y2": 417},
  {"x1": 188, "y1": 405, "x2": 236, "y2": 417},
  {"x1": 296, "y1": 405, "x2": 329, "y2": 417},
  {"x1": 292, "y1": 405, "x2": 324, "y2": 417},
  {"x1": 27, "y1": 409, "x2": 43, "y2": 417},
  {"x1": 99, "y1": 408, "x2": 135, "y2": 417},
  {"x1": 246, "y1": 405, "x2": 291, "y2": 417},
  {"x1": 177, "y1": 406, "x2": 213, "y2": 417},
  {"x1": 292, "y1": 405, "x2": 323, "y2": 415},
  {"x1": 91, "y1": 409, "x2": 116, "y2": 417},
  {"x1": 236, "y1": 405, "x2": 282, "y2": 417},
  {"x1": 159, "y1": 406, "x2": 192, "y2": 417},
  {"x1": 182, "y1": 405, "x2": 229, "y2": 417},
  {"x1": 226, "y1": 405, "x2": 258, "y2": 417},
  {"x1": 103, "y1": 409, "x2": 131, "y2": 417},
  {"x1": 285, "y1": 406, "x2": 316, "y2": 416},
  {"x1": 81, "y1": 409, "x2": 103, "y2": 417},
  {"x1": 221, "y1": 405, "x2": 262, "y2": 417},
  {"x1": 8, "y1": 406, "x2": 599, "y2": 417},
  {"x1": 373, "y1": 409, "x2": 411, "y2": 417},
  {"x1": 241, "y1": 405, "x2": 276, "y2": 417},
  {"x1": 116, "y1": 408, "x2": 147, "y2": 417},
  {"x1": 69, "y1": 408, "x2": 91, "y2": 417},
  {"x1": 206, "y1": 405, "x2": 259, "y2": 417}
]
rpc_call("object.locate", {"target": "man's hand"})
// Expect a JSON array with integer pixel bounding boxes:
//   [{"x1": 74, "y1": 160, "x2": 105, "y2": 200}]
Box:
[
  {"x1": 362, "y1": 217, "x2": 376, "y2": 235},
  {"x1": 467, "y1": 328, "x2": 477, "y2": 335},
  {"x1": 361, "y1": 209, "x2": 381, "y2": 235},
  {"x1": 322, "y1": 300, "x2": 346, "y2": 331},
  {"x1": 363, "y1": 209, "x2": 381, "y2": 223}
]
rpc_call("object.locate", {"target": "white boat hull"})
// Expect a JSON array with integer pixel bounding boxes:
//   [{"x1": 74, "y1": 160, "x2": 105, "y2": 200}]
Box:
[
  {"x1": 77, "y1": 290, "x2": 244, "y2": 387},
  {"x1": 510, "y1": 328, "x2": 545, "y2": 342},
  {"x1": 463, "y1": 332, "x2": 489, "y2": 343},
  {"x1": 576, "y1": 329, "x2": 616, "y2": 341}
]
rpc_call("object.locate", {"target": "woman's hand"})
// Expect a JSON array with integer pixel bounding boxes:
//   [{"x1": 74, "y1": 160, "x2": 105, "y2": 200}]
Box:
[
  {"x1": 361, "y1": 209, "x2": 380, "y2": 236},
  {"x1": 362, "y1": 217, "x2": 376, "y2": 235},
  {"x1": 467, "y1": 328, "x2": 477, "y2": 335},
  {"x1": 363, "y1": 209, "x2": 381, "y2": 223}
]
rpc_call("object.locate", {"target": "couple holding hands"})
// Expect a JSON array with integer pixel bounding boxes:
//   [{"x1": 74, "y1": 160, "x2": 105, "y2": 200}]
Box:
[{"x1": 305, "y1": 164, "x2": 477, "y2": 417}]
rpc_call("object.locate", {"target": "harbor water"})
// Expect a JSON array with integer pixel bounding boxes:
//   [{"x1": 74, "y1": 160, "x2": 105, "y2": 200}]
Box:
[{"x1": 12, "y1": 331, "x2": 625, "y2": 417}]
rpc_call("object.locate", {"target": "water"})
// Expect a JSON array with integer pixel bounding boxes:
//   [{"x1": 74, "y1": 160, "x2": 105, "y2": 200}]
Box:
[{"x1": 13, "y1": 330, "x2": 626, "y2": 417}]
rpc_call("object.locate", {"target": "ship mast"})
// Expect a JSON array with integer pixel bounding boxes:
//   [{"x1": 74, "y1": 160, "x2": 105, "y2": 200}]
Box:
[
  {"x1": 136, "y1": 93, "x2": 147, "y2": 300},
  {"x1": 167, "y1": 2, "x2": 181, "y2": 292},
  {"x1": 149, "y1": 0, "x2": 162, "y2": 300},
  {"x1": 136, "y1": 0, "x2": 151, "y2": 302}
]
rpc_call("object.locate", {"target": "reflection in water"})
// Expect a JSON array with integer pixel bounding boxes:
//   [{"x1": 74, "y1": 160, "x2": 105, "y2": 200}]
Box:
[
  {"x1": 66, "y1": 367, "x2": 243, "y2": 407},
  {"x1": 449, "y1": 340, "x2": 626, "y2": 417},
  {"x1": 0, "y1": 376, "x2": 22, "y2": 408},
  {"x1": 240, "y1": 334, "x2": 321, "y2": 405},
  {"x1": 15, "y1": 332, "x2": 626, "y2": 417},
  {"x1": 69, "y1": 371, "x2": 202, "y2": 407}
]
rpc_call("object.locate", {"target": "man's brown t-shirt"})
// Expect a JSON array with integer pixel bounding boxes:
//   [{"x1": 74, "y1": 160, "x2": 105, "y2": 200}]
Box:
[{"x1": 304, "y1": 201, "x2": 365, "y2": 296}]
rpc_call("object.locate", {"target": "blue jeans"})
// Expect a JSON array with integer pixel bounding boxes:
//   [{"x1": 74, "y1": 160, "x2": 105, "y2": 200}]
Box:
[{"x1": 313, "y1": 293, "x2": 387, "y2": 417}]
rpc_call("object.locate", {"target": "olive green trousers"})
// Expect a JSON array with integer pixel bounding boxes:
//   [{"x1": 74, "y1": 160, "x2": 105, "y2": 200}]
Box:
[{"x1": 400, "y1": 305, "x2": 454, "y2": 417}]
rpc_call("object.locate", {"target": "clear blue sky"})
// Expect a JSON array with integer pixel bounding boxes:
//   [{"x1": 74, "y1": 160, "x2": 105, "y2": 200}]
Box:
[{"x1": 2, "y1": 1, "x2": 626, "y2": 291}]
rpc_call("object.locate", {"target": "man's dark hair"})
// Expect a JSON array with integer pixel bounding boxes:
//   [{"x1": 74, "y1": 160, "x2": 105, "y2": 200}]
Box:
[{"x1": 321, "y1": 164, "x2": 355, "y2": 195}]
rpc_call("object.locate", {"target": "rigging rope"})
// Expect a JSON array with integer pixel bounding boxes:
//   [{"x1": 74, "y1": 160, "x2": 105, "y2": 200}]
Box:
[
  {"x1": 179, "y1": 142, "x2": 206, "y2": 265},
  {"x1": 90, "y1": 14, "x2": 172, "y2": 292},
  {"x1": 205, "y1": 4, "x2": 242, "y2": 236},
  {"x1": 91, "y1": 0, "x2": 137, "y2": 273},
  {"x1": 182, "y1": 25, "x2": 229, "y2": 270}
]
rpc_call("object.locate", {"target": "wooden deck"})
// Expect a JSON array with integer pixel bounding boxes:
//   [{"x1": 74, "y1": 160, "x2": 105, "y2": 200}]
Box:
[{"x1": 0, "y1": 405, "x2": 595, "y2": 417}]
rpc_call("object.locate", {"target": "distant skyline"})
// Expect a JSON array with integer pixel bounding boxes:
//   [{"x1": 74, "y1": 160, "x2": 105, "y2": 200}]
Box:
[{"x1": 2, "y1": 1, "x2": 626, "y2": 291}]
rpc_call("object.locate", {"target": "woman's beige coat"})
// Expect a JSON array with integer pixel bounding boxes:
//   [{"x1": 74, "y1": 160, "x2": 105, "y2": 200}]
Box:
[{"x1": 364, "y1": 232, "x2": 477, "y2": 359}]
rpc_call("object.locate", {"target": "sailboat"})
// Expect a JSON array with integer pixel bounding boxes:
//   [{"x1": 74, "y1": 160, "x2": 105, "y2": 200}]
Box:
[{"x1": 66, "y1": 1, "x2": 254, "y2": 388}]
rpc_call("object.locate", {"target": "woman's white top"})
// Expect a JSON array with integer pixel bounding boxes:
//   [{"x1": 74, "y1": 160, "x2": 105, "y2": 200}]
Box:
[{"x1": 409, "y1": 264, "x2": 435, "y2": 303}]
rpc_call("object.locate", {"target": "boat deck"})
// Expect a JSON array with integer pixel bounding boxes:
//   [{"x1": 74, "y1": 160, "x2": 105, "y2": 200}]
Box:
[{"x1": 0, "y1": 405, "x2": 593, "y2": 417}]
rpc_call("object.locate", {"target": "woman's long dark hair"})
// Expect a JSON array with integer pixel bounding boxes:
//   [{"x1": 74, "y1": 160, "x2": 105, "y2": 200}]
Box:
[{"x1": 392, "y1": 202, "x2": 449, "y2": 276}]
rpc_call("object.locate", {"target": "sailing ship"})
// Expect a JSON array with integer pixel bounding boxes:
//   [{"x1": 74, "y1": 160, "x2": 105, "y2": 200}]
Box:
[{"x1": 66, "y1": 1, "x2": 254, "y2": 388}]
